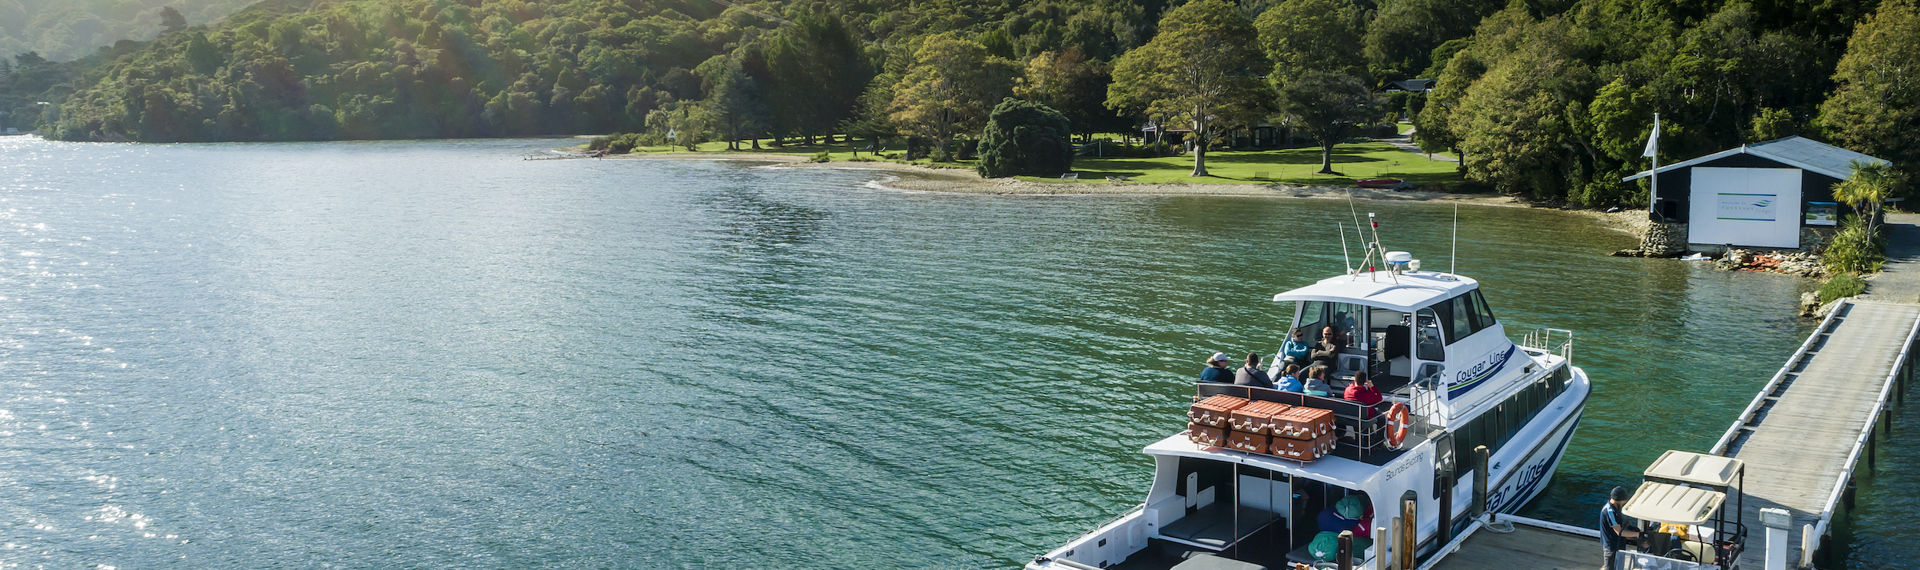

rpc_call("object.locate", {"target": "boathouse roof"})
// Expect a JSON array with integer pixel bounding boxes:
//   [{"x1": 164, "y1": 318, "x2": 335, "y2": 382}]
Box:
[
  {"x1": 1272, "y1": 271, "x2": 1477, "y2": 313},
  {"x1": 1624, "y1": 136, "x2": 1888, "y2": 182}
]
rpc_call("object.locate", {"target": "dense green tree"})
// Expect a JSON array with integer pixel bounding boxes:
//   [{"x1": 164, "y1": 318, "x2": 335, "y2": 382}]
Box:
[
  {"x1": 706, "y1": 57, "x2": 770, "y2": 150},
  {"x1": 1106, "y1": 0, "x2": 1268, "y2": 177},
  {"x1": 1276, "y1": 70, "x2": 1380, "y2": 174},
  {"x1": 1434, "y1": 8, "x2": 1599, "y2": 200},
  {"x1": 1255, "y1": 0, "x2": 1368, "y2": 83},
  {"x1": 840, "y1": 73, "x2": 901, "y2": 157},
  {"x1": 1364, "y1": 0, "x2": 1504, "y2": 81},
  {"x1": 977, "y1": 98, "x2": 1074, "y2": 177},
  {"x1": 888, "y1": 34, "x2": 1016, "y2": 161},
  {"x1": 1014, "y1": 47, "x2": 1122, "y2": 140},
  {"x1": 1818, "y1": 0, "x2": 1920, "y2": 184},
  {"x1": 750, "y1": 7, "x2": 872, "y2": 144}
]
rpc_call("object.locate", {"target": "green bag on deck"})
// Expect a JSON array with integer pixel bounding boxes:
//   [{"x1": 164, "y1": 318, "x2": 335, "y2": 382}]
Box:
[{"x1": 1309, "y1": 531, "x2": 1375, "y2": 562}]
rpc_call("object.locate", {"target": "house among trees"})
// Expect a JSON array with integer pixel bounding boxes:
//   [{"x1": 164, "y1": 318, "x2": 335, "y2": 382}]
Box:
[
  {"x1": 1383, "y1": 79, "x2": 1435, "y2": 93},
  {"x1": 1141, "y1": 120, "x2": 1285, "y2": 149},
  {"x1": 1626, "y1": 136, "x2": 1889, "y2": 251}
]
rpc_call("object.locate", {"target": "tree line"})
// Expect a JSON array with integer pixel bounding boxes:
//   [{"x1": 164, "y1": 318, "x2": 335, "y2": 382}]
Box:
[{"x1": 0, "y1": 0, "x2": 1915, "y2": 206}]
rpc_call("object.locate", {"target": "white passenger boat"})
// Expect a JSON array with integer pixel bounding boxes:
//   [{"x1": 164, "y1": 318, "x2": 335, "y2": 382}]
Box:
[{"x1": 1027, "y1": 251, "x2": 1591, "y2": 570}]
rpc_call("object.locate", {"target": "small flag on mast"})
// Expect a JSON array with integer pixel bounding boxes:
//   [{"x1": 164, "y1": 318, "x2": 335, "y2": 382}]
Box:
[{"x1": 1641, "y1": 117, "x2": 1660, "y2": 158}]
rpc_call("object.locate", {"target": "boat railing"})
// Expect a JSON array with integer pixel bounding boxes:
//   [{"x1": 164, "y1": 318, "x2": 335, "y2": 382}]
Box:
[
  {"x1": 1520, "y1": 328, "x2": 1574, "y2": 363},
  {"x1": 1050, "y1": 502, "x2": 1145, "y2": 557},
  {"x1": 1399, "y1": 378, "x2": 1443, "y2": 441}
]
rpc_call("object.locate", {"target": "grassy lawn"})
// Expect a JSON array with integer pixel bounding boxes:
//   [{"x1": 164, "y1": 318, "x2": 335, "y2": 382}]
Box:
[
  {"x1": 1396, "y1": 122, "x2": 1414, "y2": 135},
  {"x1": 1018, "y1": 142, "x2": 1462, "y2": 186},
  {"x1": 597, "y1": 137, "x2": 1463, "y2": 187},
  {"x1": 612, "y1": 138, "x2": 975, "y2": 168}
]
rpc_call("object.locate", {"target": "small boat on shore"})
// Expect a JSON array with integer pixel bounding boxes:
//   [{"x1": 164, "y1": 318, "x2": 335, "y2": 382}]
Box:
[
  {"x1": 1356, "y1": 179, "x2": 1406, "y2": 189},
  {"x1": 1026, "y1": 245, "x2": 1590, "y2": 570}
]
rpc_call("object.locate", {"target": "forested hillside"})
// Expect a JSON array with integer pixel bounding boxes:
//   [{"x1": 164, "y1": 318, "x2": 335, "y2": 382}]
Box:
[
  {"x1": 3, "y1": 0, "x2": 1916, "y2": 206},
  {"x1": 0, "y1": 0, "x2": 255, "y2": 61}
]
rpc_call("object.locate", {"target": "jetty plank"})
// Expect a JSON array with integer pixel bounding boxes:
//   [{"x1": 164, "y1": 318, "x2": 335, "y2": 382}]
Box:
[{"x1": 1426, "y1": 524, "x2": 1594, "y2": 570}]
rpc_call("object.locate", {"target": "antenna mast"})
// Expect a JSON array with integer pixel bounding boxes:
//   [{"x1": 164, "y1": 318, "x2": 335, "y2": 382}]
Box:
[
  {"x1": 1339, "y1": 222, "x2": 1354, "y2": 274},
  {"x1": 1368, "y1": 212, "x2": 1398, "y2": 284},
  {"x1": 1450, "y1": 202, "x2": 1460, "y2": 277}
]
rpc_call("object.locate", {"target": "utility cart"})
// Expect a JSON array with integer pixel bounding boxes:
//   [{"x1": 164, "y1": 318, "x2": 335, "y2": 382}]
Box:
[{"x1": 1616, "y1": 451, "x2": 1748, "y2": 570}]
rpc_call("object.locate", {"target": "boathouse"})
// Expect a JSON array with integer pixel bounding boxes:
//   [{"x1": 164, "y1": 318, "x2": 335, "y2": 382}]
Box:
[{"x1": 1626, "y1": 136, "x2": 1889, "y2": 251}]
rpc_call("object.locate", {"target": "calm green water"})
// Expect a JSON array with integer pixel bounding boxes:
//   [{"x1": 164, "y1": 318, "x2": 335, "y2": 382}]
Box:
[{"x1": 0, "y1": 137, "x2": 1895, "y2": 568}]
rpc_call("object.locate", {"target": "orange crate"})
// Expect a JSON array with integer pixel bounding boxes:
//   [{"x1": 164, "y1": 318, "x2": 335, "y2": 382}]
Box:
[
  {"x1": 1188, "y1": 395, "x2": 1249, "y2": 428},
  {"x1": 1271, "y1": 433, "x2": 1338, "y2": 461},
  {"x1": 1228, "y1": 401, "x2": 1292, "y2": 435},
  {"x1": 1227, "y1": 430, "x2": 1271, "y2": 455},
  {"x1": 1188, "y1": 423, "x2": 1228, "y2": 447},
  {"x1": 1271, "y1": 406, "x2": 1336, "y2": 440}
]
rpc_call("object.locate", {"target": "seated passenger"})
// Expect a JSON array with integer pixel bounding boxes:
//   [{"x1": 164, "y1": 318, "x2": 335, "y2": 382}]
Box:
[
  {"x1": 1200, "y1": 352, "x2": 1234, "y2": 383},
  {"x1": 1235, "y1": 352, "x2": 1276, "y2": 389},
  {"x1": 1303, "y1": 366, "x2": 1334, "y2": 397},
  {"x1": 1309, "y1": 496, "x2": 1375, "y2": 562},
  {"x1": 1311, "y1": 326, "x2": 1348, "y2": 366},
  {"x1": 1279, "y1": 328, "x2": 1312, "y2": 366},
  {"x1": 1343, "y1": 372, "x2": 1383, "y2": 406},
  {"x1": 1274, "y1": 364, "x2": 1304, "y2": 393}
]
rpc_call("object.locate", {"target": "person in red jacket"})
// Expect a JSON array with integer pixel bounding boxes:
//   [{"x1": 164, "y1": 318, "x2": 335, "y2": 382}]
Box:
[{"x1": 1343, "y1": 372, "x2": 1383, "y2": 406}]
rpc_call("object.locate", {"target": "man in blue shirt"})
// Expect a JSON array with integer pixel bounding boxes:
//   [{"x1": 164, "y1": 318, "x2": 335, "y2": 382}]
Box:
[{"x1": 1600, "y1": 486, "x2": 1640, "y2": 570}]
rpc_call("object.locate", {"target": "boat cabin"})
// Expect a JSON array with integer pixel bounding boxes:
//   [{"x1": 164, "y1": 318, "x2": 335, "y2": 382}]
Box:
[{"x1": 1272, "y1": 270, "x2": 1522, "y2": 416}]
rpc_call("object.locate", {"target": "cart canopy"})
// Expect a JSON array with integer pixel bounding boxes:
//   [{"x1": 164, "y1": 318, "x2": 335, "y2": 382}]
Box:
[
  {"x1": 1622, "y1": 481, "x2": 1726, "y2": 526},
  {"x1": 1643, "y1": 450, "x2": 1744, "y2": 489}
]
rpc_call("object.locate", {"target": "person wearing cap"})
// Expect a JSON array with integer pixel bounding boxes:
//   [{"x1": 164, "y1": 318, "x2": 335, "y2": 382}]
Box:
[
  {"x1": 1200, "y1": 353, "x2": 1234, "y2": 383},
  {"x1": 1600, "y1": 486, "x2": 1640, "y2": 570},
  {"x1": 1235, "y1": 352, "x2": 1276, "y2": 389}
]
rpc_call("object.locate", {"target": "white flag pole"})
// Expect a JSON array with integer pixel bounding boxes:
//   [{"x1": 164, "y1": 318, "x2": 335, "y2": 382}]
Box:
[{"x1": 1647, "y1": 113, "x2": 1660, "y2": 216}]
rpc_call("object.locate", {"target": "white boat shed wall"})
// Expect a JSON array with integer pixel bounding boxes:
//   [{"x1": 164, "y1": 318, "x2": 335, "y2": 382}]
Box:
[{"x1": 1687, "y1": 167, "x2": 1802, "y2": 248}]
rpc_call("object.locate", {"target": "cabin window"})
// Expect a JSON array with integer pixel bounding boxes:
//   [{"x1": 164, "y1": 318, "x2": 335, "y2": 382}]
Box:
[
  {"x1": 1452, "y1": 366, "x2": 1575, "y2": 472},
  {"x1": 1446, "y1": 295, "x2": 1474, "y2": 343},
  {"x1": 1298, "y1": 301, "x2": 1326, "y2": 342},
  {"x1": 1470, "y1": 290, "x2": 1499, "y2": 331},
  {"x1": 1329, "y1": 303, "x2": 1363, "y2": 345},
  {"x1": 1415, "y1": 309, "x2": 1445, "y2": 361}
]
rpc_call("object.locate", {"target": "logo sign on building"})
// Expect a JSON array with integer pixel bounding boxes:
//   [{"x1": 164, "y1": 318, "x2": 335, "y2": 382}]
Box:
[
  {"x1": 1689, "y1": 167, "x2": 1802, "y2": 249},
  {"x1": 1716, "y1": 193, "x2": 1778, "y2": 222},
  {"x1": 1806, "y1": 202, "x2": 1838, "y2": 226}
]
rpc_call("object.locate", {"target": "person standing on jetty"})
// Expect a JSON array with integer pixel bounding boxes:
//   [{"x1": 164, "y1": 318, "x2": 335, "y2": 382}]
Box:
[
  {"x1": 1200, "y1": 353, "x2": 1234, "y2": 383},
  {"x1": 1600, "y1": 486, "x2": 1640, "y2": 570}
]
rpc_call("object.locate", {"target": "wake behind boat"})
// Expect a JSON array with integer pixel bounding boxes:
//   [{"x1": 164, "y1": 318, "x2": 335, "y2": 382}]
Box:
[{"x1": 1027, "y1": 240, "x2": 1591, "y2": 570}]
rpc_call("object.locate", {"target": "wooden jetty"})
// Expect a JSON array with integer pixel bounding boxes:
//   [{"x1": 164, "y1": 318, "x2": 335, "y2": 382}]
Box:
[
  {"x1": 1710, "y1": 298, "x2": 1920, "y2": 569},
  {"x1": 1419, "y1": 297, "x2": 1919, "y2": 570}
]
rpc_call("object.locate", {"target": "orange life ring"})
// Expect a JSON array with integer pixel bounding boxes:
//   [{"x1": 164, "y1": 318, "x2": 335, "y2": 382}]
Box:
[{"x1": 1385, "y1": 403, "x2": 1412, "y2": 448}]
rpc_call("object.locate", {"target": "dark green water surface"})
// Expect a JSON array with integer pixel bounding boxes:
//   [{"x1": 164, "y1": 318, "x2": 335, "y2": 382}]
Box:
[{"x1": 0, "y1": 137, "x2": 1895, "y2": 568}]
